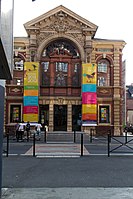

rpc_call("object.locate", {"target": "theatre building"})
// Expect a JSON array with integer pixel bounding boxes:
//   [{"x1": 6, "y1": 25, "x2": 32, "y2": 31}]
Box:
[{"x1": 5, "y1": 5, "x2": 126, "y2": 135}]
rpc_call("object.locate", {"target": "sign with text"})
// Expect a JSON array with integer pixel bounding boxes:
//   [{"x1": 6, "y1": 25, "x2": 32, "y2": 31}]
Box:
[
  {"x1": 23, "y1": 62, "x2": 39, "y2": 122},
  {"x1": 82, "y1": 63, "x2": 97, "y2": 126}
]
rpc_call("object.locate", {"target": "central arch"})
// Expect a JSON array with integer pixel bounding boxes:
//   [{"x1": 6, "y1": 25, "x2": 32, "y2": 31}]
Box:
[
  {"x1": 38, "y1": 36, "x2": 83, "y2": 131},
  {"x1": 37, "y1": 34, "x2": 85, "y2": 61}
]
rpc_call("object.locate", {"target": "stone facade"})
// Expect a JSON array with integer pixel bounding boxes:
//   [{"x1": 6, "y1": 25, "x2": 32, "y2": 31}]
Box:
[{"x1": 5, "y1": 5, "x2": 126, "y2": 135}]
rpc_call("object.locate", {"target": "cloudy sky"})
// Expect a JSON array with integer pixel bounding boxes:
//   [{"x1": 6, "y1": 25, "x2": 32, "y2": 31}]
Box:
[{"x1": 13, "y1": 0, "x2": 133, "y2": 85}]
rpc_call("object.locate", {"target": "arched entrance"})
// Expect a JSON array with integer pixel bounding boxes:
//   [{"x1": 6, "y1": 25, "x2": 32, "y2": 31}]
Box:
[{"x1": 40, "y1": 38, "x2": 82, "y2": 131}]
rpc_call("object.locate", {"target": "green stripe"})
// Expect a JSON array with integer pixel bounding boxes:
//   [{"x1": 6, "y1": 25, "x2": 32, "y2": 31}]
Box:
[{"x1": 24, "y1": 85, "x2": 38, "y2": 90}]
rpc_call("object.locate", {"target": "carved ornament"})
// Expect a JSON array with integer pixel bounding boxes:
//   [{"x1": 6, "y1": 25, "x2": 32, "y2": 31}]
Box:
[
  {"x1": 10, "y1": 88, "x2": 21, "y2": 93},
  {"x1": 99, "y1": 88, "x2": 111, "y2": 94}
]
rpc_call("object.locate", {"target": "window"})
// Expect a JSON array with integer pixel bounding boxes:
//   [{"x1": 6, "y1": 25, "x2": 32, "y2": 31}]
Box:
[
  {"x1": 10, "y1": 105, "x2": 21, "y2": 123},
  {"x1": 41, "y1": 62, "x2": 50, "y2": 86},
  {"x1": 98, "y1": 63, "x2": 107, "y2": 73},
  {"x1": 44, "y1": 39, "x2": 80, "y2": 58},
  {"x1": 55, "y1": 62, "x2": 68, "y2": 86},
  {"x1": 72, "y1": 63, "x2": 80, "y2": 86},
  {"x1": 56, "y1": 62, "x2": 68, "y2": 72},
  {"x1": 42, "y1": 62, "x2": 49, "y2": 72},
  {"x1": 97, "y1": 59, "x2": 110, "y2": 86},
  {"x1": 13, "y1": 78, "x2": 23, "y2": 85},
  {"x1": 41, "y1": 40, "x2": 81, "y2": 88},
  {"x1": 17, "y1": 79, "x2": 21, "y2": 85},
  {"x1": 74, "y1": 63, "x2": 79, "y2": 73},
  {"x1": 14, "y1": 59, "x2": 24, "y2": 70},
  {"x1": 99, "y1": 105, "x2": 110, "y2": 124}
]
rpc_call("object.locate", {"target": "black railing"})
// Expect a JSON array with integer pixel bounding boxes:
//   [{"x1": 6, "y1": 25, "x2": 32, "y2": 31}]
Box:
[
  {"x1": 3, "y1": 131, "x2": 85, "y2": 157},
  {"x1": 107, "y1": 132, "x2": 133, "y2": 157}
]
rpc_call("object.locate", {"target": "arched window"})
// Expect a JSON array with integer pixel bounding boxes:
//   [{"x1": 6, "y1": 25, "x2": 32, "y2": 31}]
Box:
[
  {"x1": 40, "y1": 39, "x2": 81, "y2": 88},
  {"x1": 97, "y1": 59, "x2": 111, "y2": 86}
]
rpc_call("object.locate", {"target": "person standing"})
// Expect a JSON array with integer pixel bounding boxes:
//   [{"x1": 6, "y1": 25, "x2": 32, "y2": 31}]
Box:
[
  {"x1": 35, "y1": 122, "x2": 42, "y2": 140},
  {"x1": 15, "y1": 122, "x2": 20, "y2": 141},
  {"x1": 26, "y1": 121, "x2": 30, "y2": 142},
  {"x1": 18, "y1": 121, "x2": 25, "y2": 141}
]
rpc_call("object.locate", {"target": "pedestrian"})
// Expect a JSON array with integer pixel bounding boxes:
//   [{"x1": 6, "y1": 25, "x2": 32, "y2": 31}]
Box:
[
  {"x1": 35, "y1": 121, "x2": 42, "y2": 140},
  {"x1": 26, "y1": 121, "x2": 30, "y2": 141},
  {"x1": 15, "y1": 122, "x2": 20, "y2": 141},
  {"x1": 18, "y1": 121, "x2": 25, "y2": 141}
]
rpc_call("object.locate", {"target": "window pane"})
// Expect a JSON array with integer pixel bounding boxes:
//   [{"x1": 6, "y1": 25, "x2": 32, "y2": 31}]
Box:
[
  {"x1": 10, "y1": 105, "x2": 21, "y2": 123},
  {"x1": 14, "y1": 59, "x2": 24, "y2": 70},
  {"x1": 56, "y1": 62, "x2": 68, "y2": 72},
  {"x1": 55, "y1": 73, "x2": 66, "y2": 86},
  {"x1": 99, "y1": 105, "x2": 110, "y2": 123},
  {"x1": 97, "y1": 60, "x2": 110, "y2": 86},
  {"x1": 98, "y1": 77, "x2": 106, "y2": 86},
  {"x1": 98, "y1": 63, "x2": 107, "y2": 73},
  {"x1": 41, "y1": 62, "x2": 50, "y2": 86},
  {"x1": 42, "y1": 62, "x2": 49, "y2": 72}
]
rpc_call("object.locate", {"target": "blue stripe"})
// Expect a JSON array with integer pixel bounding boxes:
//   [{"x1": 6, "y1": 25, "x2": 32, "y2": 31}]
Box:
[
  {"x1": 82, "y1": 84, "x2": 96, "y2": 92},
  {"x1": 24, "y1": 96, "x2": 38, "y2": 106}
]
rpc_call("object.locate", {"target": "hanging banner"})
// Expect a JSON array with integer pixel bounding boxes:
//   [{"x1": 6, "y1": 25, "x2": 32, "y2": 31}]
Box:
[
  {"x1": 82, "y1": 63, "x2": 97, "y2": 126},
  {"x1": 23, "y1": 62, "x2": 39, "y2": 122}
]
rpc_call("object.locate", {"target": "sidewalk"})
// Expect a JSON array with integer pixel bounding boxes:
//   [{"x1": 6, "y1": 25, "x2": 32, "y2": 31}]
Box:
[{"x1": 2, "y1": 187, "x2": 133, "y2": 199}]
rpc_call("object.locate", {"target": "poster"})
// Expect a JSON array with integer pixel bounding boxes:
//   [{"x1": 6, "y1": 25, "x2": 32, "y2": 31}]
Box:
[
  {"x1": 23, "y1": 62, "x2": 39, "y2": 122},
  {"x1": 82, "y1": 63, "x2": 97, "y2": 126}
]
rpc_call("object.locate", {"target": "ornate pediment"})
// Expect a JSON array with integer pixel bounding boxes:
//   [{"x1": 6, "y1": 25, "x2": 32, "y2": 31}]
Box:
[{"x1": 24, "y1": 5, "x2": 98, "y2": 37}]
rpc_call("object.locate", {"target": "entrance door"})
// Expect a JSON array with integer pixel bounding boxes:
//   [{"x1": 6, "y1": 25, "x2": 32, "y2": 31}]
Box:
[
  {"x1": 72, "y1": 105, "x2": 82, "y2": 131},
  {"x1": 39, "y1": 105, "x2": 49, "y2": 126},
  {"x1": 54, "y1": 105, "x2": 67, "y2": 131}
]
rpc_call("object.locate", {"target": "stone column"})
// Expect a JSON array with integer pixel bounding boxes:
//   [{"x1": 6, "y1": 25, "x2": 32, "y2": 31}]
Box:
[
  {"x1": 113, "y1": 47, "x2": 121, "y2": 135},
  {"x1": 50, "y1": 62, "x2": 54, "y2": 95},
  {"x1": 29, "y1": 34, "x2": 37, "y2": 62},
  {"x1": 67, "y1": 103, "x2": 72, "y2": 132},
  {"x1": 67, "y1": 62, "x2": 72, "y2": 96},
  {"x1": 84, "y1": 35, "x2": 92, "y2": 63},
  {"x1": 49, "y1": 103, "x2": 54, "y2": 131}
]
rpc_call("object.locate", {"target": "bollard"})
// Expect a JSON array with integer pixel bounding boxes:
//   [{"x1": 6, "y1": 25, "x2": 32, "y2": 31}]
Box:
[
  {"x1": 44, "y1": 127, "x2": 47, "y2": 143},
  {"x1": 90, "y1": 129, "x2": 92, "y2": 143},
  {"x1": 107, "y1": 133, "x2": 110, "y2": 157},
  {"x1": 81, "y1": 133, "x2": 83, "y2": 156},
  {"x1": 108, "y1": 130, "x2": 111, "y2": 143},
  {"x1": 33, "y1": 133, "x2": 35, "y2": 157},
  {"x1": 125, "y1": 131, "x2": 127, "y2": 144},
  {"x1": 6, "y1": 134, "x2": 9, "y2": 157},
  {"x1": 74, "y1": 130, "x2": 76, "y2": 143}
]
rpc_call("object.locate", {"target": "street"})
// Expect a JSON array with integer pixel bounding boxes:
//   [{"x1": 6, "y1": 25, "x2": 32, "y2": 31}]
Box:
[
  {"x1": 2, "y1": 134, "x2": 133, "y2": 198},
  {"x1": 2, "y1": 155, "x2": 133, "y2": 188}
]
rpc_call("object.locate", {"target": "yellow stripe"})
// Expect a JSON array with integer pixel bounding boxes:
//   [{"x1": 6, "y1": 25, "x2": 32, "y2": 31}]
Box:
[
  {"x1": 82, "y1": 104, "x2": 97, "y2": 114},
  {"x1": 23, "y1": 114, "x2": 38, "y2": 122}
]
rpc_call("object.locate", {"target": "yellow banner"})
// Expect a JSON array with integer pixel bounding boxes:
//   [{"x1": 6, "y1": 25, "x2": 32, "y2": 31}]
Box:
[
  {"x1": 24, "y1": 62, "x2": 39, "y2": 86},
  {"x1": 82, "y1": 63, "x2": 97, "y2": 84},
  {"x1": 23, "y1": 62, "x2": 39, "y2": 123}
]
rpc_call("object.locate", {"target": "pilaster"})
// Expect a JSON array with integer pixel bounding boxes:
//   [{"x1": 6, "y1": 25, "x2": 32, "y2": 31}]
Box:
[
  {"x1": 29, "y1": 34, "x2": 37, "y2": 62},
  {"x1": 49, "y1": 103, "x2": 54, "y2": 131},
  {"x1": 67, "y1": 103, "x2": 72, "y2": 132}
]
